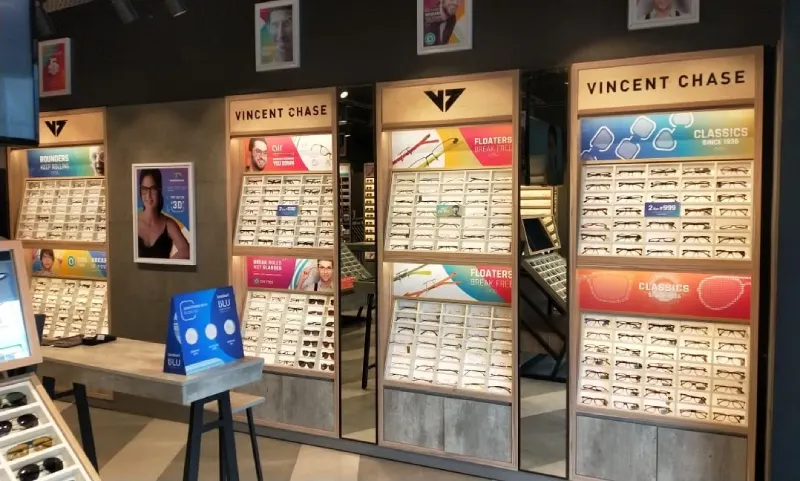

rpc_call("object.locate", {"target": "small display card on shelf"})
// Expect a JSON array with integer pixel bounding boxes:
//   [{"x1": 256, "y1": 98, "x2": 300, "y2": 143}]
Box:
[{"x1": 164, "y1": 286, "x2": 244, "y2": 375}]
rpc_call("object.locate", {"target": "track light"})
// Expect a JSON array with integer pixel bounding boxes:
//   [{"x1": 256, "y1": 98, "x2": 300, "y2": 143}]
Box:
[
  {"x1": 111, "y1": 0, "x2": 138, "y2": 24},
  {"x1": 165, "y1": 0, "x2": 187, "y2": 17},
  {"x1": 34, "y1": 1, "x2": 54, "y2": 38}
]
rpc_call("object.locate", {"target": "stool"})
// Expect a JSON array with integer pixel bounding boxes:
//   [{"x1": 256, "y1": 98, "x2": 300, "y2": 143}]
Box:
[{"x1": 205, "y1": 392, "x2": 265, "y2": 481}]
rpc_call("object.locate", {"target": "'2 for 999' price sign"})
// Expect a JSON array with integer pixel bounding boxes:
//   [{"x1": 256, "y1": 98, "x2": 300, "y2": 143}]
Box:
[{"x1": 645, "y1": 202, "x2": 680, "y2": 217}]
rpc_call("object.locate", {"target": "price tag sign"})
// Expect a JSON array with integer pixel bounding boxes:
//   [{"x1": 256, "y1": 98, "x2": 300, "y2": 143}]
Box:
[
  {"x1": 277, "y1": 205, "x2": 298, "y2": 217},
  {"x1": 163, "y1": 286, "x2": 244, "y2": 375},
  {"x1": 645, "y1": 202, "x2": 681, "y2": 217}
]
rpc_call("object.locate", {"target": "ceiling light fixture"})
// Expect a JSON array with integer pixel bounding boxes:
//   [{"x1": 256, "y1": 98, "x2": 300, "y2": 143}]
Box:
[
  {"x1": 111, "y1": 0, "x2": 138, "y2": 24},
  {"x1": 339, "y1": 91, "x2": 349, "y2": 99},
  {"x1": 165, "y1": 0, "x2": 187, "y2": 17},
  {"x1": 34, "y1": 1, "x2": 54, "y2": 38}
]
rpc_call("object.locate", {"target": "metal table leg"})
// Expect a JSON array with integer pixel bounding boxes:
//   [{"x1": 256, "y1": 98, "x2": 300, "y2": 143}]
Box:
[
  {"x1": 361, "y1": 293, "x2": 375, "y2": 389},
  {"x1": 73, "y1": 383, "x2": 98, "y2": 471}
]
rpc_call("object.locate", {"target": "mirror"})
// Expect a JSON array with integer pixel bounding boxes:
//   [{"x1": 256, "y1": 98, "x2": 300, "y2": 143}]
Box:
[
  {"x1": 517, "y1": 69, "x2": 569, "y2": 477},
  {"x1": 337, "y1": 85, "x2": 378, "y2": 443}
]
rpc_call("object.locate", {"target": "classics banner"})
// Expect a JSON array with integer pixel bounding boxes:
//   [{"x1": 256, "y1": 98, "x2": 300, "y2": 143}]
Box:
[
  {"x1": 27, "y1": 146, "x2": 104, "y2": 178},
  {"x1": 393, "y1": 263, "x2": 511, "y2": 303},
  {"x1": 242, "y1": 134, "x2": 333, "y2": 172},
  {"x1": 391, "y1": 124, "x2": 513, "y2": 169},
  {"x1": 30, "y1": 249, "x2": 108, "y2": 279},
  {"x1": 580, "y1": 109, "x2": 755, "y2": 161},
  {"x1": 577, "y1": 268, "x2": 751, "y2": 321}
]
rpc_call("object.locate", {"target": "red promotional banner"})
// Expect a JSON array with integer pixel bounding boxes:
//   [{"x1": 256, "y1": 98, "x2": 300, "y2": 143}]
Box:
[{"x1": 577, "y1": 268, "x2": 751, "y2": 321}]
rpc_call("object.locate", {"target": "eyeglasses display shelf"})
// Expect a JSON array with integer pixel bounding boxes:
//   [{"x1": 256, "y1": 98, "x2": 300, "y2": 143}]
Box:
[
  {"x1": 0, "y1": 377, "x2": 95, "y2": 481},
  {"x1": 385, "y1": 298, "x2": 513, "y2": 398},
  {"x1": 364, "y1": 165, "x2": 376, "y2": 244},
  {"x1": 385, "y1": 169, "x2": 513, "y2": 254},
  {"x1": 341, "y1": 246, "x2": 373, "y2": 282},
  {"x1": 241, "y1": 290, "x2": 336, "y2": 375},
  {"x1": 235, "y1": 174, "x2": 336, "y2": 248},
  {"x1": 524, "y1": 253, "x2": 567, "y2": 302},
  {"x1": 17, "y1": 178, "x2": 107, "y2": 243},
  {"x1": 30, "y1": 277, "x2": 109, "y2": 339},
  {"x1": 578, "y1": 161, "x2": 754, "y2": 260},
  {"x1": 577, "y1": 312, "x2": 750, "y2": 427}
]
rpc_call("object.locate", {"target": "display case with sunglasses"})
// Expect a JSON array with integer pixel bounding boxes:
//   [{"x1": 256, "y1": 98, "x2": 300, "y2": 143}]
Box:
[
  {"x1": 375, "y1": 73, "x2": 519, "y2": 468},
  {"x1": 0, "y1": 376, "x2": 100, "y2": 481},
  {"x1": 568, "y1": 49, "x2": 764, "y2": 481},
  {"x1": 0, "y1": 241, "x2": 100, "y2": 481},
  {"x1": 226, "y1": 89, "x2": 341, "y2": 437}
]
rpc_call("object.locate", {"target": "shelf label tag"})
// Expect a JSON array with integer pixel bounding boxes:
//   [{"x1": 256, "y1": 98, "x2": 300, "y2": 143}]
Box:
[
  {"x1": 436, "y1": 204, "x2": 463, "y2": 218},
  {"x1": 645, "y1": 202, "x2": 681, "y2": 217},
  {"x1": 164, "y1": 286, "x2": 244, "y2": 375},
  {"x1": 277, "y1": 205, "x2": 298, "y2": 217}
]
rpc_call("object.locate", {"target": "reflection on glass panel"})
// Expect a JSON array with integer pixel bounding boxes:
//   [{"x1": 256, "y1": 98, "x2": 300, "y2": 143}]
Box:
[
  {"x1": 337, "y1": 85, "x2": 378, "y2": 443},
  {"x1": 518, "y1": 69, "x2": 569, "y2": 478}
]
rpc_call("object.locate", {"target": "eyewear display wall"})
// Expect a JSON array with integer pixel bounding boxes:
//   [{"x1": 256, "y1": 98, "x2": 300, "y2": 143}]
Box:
[
  {"x1": 376, "y1": 72, "x2": 519, "y2": 468},
  {"x1": 226, "y1": 89, "x2": 341, "y2": 436},
  {"x1": 568, "y1": 48, "x2": 764, "y2": 481},
  {"x1": 5, "y1": 109, "x2": 111, "y2": 341}
]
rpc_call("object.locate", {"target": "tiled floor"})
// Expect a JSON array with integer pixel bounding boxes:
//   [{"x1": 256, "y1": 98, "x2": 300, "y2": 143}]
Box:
[{"x1": 54, "y1": 402, "x2": 491, "y2": 481}]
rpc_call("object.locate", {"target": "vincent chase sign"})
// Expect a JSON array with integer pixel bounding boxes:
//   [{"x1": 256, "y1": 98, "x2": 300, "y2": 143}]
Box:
[
  {"x1": 229, "y1": 92, "x2": 333, "y2": 135},
  {"x1": 577, "y1": 53, "x2": 757, "y2": 112}
]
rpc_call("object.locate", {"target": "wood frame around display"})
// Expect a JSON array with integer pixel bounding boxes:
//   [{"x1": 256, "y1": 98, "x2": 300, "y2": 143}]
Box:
[
  {"x1": 225, "y1": 88, "x2": 340, "y2": 437},
  {"x1": 0, "y1": 240, "x2": 42, "y2": 372},
  {"x1": 568, "y1": 47, "x2": 764, "y2": 481},
  {"x1": 375, "y1": 71, "x2": 520, "y2": 470}
]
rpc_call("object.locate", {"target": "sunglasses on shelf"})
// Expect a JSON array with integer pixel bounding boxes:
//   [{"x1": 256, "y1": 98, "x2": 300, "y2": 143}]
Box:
[
  {"x1": 17, "y1": 457, "x2": 65, "y2": 481},
  {"x1": 6, "y1": 436, "x2": 53, "y2": 461},
  {"x1": 0, "y1": 392, "x2": 27, "y2": 411}
]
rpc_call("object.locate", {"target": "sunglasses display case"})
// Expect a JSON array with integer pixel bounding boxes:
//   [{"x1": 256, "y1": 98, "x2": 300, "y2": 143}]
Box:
[
  {"x1": 340, "y1": 245, "x2": 373, "y2": 282},
  {"x1": 226, "y1": 89, "x2": 341, "y2": 437},
  {"x1": 375, "y1": 72, "x2": 519, "y2": 468},
  {"x1": 29, "y1": 277, "x2": 109, "y2": 339},
  {"x1": 339, "y1": 164, "x2": 352, "y2": 240},
  {"x1": 568, "y1": 49, "x2": 764, "y2": 481},
  {"x1": 240, "y1": 290, "x2": 336, "y2": 374},
  {"x1": 0, "y1": 376, "x2": 99, "y2": 481}
]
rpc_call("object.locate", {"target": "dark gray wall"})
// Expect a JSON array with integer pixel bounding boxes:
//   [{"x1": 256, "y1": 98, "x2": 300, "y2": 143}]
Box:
[
  {"x1": 40, "y1": 0, "x2": 780, "y2": 111},
  {"x1": 106, "y1": 98, "x2": 227, "y2": 342}
]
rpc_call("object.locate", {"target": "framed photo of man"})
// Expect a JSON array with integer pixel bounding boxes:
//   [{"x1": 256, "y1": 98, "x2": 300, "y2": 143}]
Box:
[
  {"x1": 628, "y1": 0, "x2": 699, "y2": 30},
  {"x1": 255, "y1": 0, "x2": 300, "y2": 71},
  {"x1": 417, "y1": 0, "x2": 473, "y2": 55},
  {"x1": 132, "y1": 163, "x2": 196, "y2": 266}
]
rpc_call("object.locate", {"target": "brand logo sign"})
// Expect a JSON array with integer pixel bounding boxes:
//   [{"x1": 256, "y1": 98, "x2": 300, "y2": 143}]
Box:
[
  {"x1": 424, "y1": 88, "x2": 465, "y2": 112},
  {"x1": 45, "y1": 120, "x2": 68, "y2": 137}
]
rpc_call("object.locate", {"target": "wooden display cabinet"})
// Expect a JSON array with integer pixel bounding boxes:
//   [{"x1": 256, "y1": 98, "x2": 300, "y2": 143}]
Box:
[
  {"x1": 225, "y1": 88, "x2": 342, "y2": 437},
  {"x1": 568, "y1": 47, "x2": 765, "y2": 481},
  {"x1": 375, "y1": 71, "x2": 521, "y2": 468}
]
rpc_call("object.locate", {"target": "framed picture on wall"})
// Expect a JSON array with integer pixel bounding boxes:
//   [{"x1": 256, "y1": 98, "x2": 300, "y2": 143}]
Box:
[
  {"x1": 38, "y1": 38, "x2": 72, "y2": 97},
  {"x1": 628, "y1": 0, "x2": 700, "y2": 30},
  {"x1": 417, "y1": 0, "x2": 473, "y2": 55},
  {"x1": 255, "y1": 0, "x2": 300, "y2": 71},
  {"x1": 132, "y1": 163, "x2": 196, "y2": 266}
]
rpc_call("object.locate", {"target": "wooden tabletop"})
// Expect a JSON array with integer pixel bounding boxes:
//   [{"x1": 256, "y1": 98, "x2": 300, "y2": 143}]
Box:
[{"x1": 38, "y1": 338, "x2": 264, "y2": 405}]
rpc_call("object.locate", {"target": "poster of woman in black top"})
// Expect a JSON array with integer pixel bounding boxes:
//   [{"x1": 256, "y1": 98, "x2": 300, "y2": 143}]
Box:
[
  {"x1": 628, "y1": 0, "x2": 699, "y2": 30},
  {"x1": 132, "y1": 163, "x2": 196, "y2": 265}
]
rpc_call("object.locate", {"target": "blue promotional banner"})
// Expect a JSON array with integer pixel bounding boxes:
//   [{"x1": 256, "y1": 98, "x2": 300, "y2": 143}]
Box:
[
  {"x1": 164, "y1": 286, "x2": 244, "y2": 375},
  {"x1": 645, "y1": 202, "x2": 681, "y2": 217},
  {"x1": 27, "y1": 146, "x2": 104, "y2": 178},
  {"x1": 580, "y1": 109, "x2": 755, "y2": 161}
]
